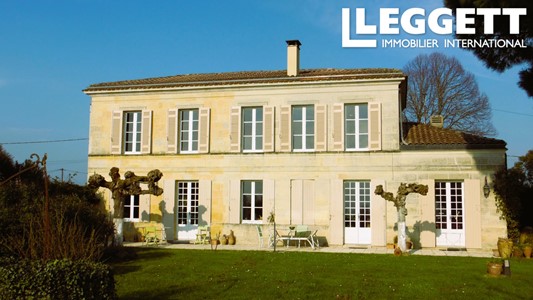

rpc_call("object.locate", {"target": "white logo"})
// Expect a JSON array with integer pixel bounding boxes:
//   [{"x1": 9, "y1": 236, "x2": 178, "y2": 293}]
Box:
[{"x1": 342, "y1": 7, "x2": 527, "y2": 48}]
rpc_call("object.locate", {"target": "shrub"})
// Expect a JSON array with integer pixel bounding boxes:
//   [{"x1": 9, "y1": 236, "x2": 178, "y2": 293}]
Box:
[{"x1": 0, "y1": 258, "x2": 116, "y2": 299}]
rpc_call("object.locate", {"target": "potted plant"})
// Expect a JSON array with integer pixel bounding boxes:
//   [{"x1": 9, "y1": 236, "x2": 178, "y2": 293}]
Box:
[
  {"x1": 497, "y1": 237, "x2": 513, "y2": 259},
  {"x1": 523, "y1": 244, "x2": 532, "y2": 259},
  {"x1": 513, "y1": 245, "x2": 523, "y2": 258},
  {"x1": 487, "y1": 258, "x2": 503, "y2": 276}
]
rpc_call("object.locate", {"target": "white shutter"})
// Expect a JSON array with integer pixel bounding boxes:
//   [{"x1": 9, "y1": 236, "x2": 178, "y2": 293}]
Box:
[
  {"x1": 167, "y1": 109, "x2": 178, "y2": 153},
  {"x1": 162, "y1": 180, "x2": 176, "y2": 240},
  {"x1": 263, "y1": 179, "x2": 275, "y2": 222},
  {"x1": 332, "y1": 104, "x2": 344, "y2": 151},
  {"x1": 139, "y1": 194, "x2": 151, "y2": 222},
  {"x1": 369, "y1": 103, "x2": 382, "y2": 151},
  {"x1": 199, "y1": 108, "x2": 210, "y2": 153},
  {"x1": 329, "y1": 179, "x2": 344, "y2": 245},
  {"x1": 465, "y1": 179, "x2": 482, "y2": 249},
  {"x1": 230, "y1": 107, "x2": 241, "y2": 152},
  {"x1": 370, "y1": 179, "x2": 387, "y2": 246},
  {"x1": 111, "y1": 111, "x2": 123, "y2": 154},
  {"x1": 279, "y1": 106, "x2": 291, "y2": 152},
  {"x1": 263, "y1": 106, "x2": 275, "y2": 152},
  {"x1": 419, "y1": 179, "x2": 436, "y2": 248},
  {"x1": 315, "y1": 104, "x2": 327, "y2": 152},
  {"x1": 229, "y1": 180, "x2": 241, "y2": 224},
  {"x1": 199, "y1": 180, "x2": 212, "y2": 225},
  {"x1": 141, "y1": 110, "x2": 152, "y2": 154},
  {"x1": 291, "y1": 180, "x2": 303, "y2": 225}
]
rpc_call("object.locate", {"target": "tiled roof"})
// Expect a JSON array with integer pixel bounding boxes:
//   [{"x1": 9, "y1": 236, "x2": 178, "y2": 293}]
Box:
[
  {"x1": 83, "y1": 68, "x2": 405, "y2": 93},
  {"x1": 403, "y1": 123, "x2": 506, "y2": 149}
]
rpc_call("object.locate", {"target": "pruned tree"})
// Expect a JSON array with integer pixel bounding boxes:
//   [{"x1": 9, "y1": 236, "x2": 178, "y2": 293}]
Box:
[
  {"x1": 444, "y1": 0, "x2": 533, "y2": 97},
  {"x1": 403, "y1": 52, "x2": 496, "y2": 137},
  {"x1": 375, "y1": 183, "x2": 429, "y2": 254}
]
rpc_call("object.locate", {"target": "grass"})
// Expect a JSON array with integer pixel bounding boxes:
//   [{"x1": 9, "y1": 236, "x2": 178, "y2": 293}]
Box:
[{"x1": 110, "y1": 248, "x2": 533, "y2": 299}]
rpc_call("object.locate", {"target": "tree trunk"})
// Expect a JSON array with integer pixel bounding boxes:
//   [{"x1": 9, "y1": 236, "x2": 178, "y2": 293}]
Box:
[{"x1": 397, "y1": 210, "x2": 407, "y2": 252}]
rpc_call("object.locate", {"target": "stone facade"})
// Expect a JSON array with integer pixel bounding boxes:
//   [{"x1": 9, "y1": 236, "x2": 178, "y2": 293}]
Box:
[{"x1": 85, "y1": 43, "x2": 506, "y2": 250}]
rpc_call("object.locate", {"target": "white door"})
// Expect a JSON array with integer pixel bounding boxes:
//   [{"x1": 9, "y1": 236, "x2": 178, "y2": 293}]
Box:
[
  {"x1": 435, "y1": 181, "x2": 466, "y2": 247},
  {"x1": 344, "y1": 181, "x2": 371, "y2": 244},
  {"x1": 176, "y1": 181, "x2": 199, "y2": 241}
]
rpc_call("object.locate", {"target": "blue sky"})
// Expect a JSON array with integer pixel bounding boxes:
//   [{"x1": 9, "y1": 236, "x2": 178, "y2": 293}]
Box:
[{"x1": 1, "y1": 0, "x2": 532, "y2": 184}]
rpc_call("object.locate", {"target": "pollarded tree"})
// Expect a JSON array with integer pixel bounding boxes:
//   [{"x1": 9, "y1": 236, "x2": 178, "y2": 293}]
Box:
[
  {"x1": 403, "y1": 52, "x2": 496, "y2": 137},
  {"x1": 444, "y1": 0, "x2": 533, "y2": 97}
]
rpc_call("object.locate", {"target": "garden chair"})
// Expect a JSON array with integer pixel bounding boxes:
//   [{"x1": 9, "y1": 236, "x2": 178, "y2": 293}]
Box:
[
  {"x1": 256, "y1": 225, "x2": 264, "y2": 248},
  {"x1": 143, "y1": 226, "x2": 160, "y2": 246},
  {"x1": 195, "y1": 225, "x2": 210, "y2": 244}
]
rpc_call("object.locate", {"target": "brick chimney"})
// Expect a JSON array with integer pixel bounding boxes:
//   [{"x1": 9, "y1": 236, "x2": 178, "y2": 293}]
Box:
[{"x1": 286, "y1": 40, "x2": 301, "y2": 77}]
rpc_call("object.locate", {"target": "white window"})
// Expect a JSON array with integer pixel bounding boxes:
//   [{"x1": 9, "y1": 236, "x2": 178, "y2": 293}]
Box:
[
  {"x1": 292, "y1": 105, "x2": 314, "y2": 151},
  {"x1": 123, "y1": 111, "x2": 142, "y2": 154},
  {"x1": 179, "y1": 109, "x2": 199, "y2": 153},
  {"x1": 123, "y1": 195, "x2": 140, "y2": 221},
  {"x1": 242, "y1": 180, "x2": 263, "y2": 223},
  {"x1": 177, "y1": 181, "x2": 199, "y2": 225},
  {"x1": 344, "y1": 181, "x2": 371, "y2": 228},
  {"x1": 242, "y1": 107, "x2": 263, "y2": 152},
  {"x1": 345, "y1": 104, "x2": 369, "y2": 151},
  {"x1": 435, "y1": 181, "x2": 464, "y2": 230}
]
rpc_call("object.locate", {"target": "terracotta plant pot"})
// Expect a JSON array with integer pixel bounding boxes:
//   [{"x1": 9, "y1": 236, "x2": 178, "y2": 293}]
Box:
[
  {"x1": 487, "y1": 262, "x2": 503, "y2": 276},
  {"x1": 523, "y1": 246, "x2": 532, "y2": 259},
  {"x1": 497, "y1": 238, "x2": 513, "y2": 259},
  {"x1": 228, "y1": 230, "x2": 236, "y2": 245}
]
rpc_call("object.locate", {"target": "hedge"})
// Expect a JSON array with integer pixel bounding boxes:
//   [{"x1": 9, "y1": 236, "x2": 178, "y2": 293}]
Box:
[{"x1": 0, "y1": 258, "x2": 116, "y2": 299}]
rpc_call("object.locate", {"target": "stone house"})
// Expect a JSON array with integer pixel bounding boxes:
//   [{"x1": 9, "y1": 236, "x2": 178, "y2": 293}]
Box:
[{"x1": 84, "y1": 40, "x2": 507, "y2": 250}]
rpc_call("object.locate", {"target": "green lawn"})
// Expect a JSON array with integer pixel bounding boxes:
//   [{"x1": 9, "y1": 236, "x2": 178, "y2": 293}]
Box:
[{"x1": 110, "y1": 248, "x2": 533, "y2": 299}]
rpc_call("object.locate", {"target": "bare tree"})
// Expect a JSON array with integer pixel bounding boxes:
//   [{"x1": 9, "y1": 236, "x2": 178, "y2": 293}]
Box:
[{"x1": 403, "y1": 52, "x2": 496, "y2": 137}]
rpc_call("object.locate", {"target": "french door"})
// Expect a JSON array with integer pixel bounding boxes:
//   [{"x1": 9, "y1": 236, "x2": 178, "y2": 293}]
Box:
[
  {"x1": 176, "y1": 181, "x2": 199, "y2": 241},
  {"x1": 344, "y1": 181, "x2": 371, "y2": 244},
  {"x1": 435, "y1": 181, "x2": 465, "y2": 247}
]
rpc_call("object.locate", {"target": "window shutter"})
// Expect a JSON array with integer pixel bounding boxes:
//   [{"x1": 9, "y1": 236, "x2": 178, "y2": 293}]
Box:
[
  {"x1": 368, "y1": 103, "x2": 381, "y2": 151},
  {"x1": 263, "y1": 106, "x2": 275, "y2": 152},
  {"x1": 332, "y1": 104, "x2": 344, "y2": 151},
  {"x1": 139, "y1": 195, "x2": 150, "y2": 222},
  {"x1": 229, "y1": 180, "x2": 241, "y2": 224},
  {"x1": 198, "y1": 180, "x2": 212, "y2": 225},
  {"x1": 230, "y1": 107, "x2": 241, "y2": 152},
  {"x1": 370, "y1": 180, "x2": 387, "y2": 246},
  {"x1": 141, "y1": 110, "x2": 152, "y2": 154},
  {"x1": 111, "y1": 111, "x2": 123, "y2": 154},
  {"x1": 167, "y1": 109, "x2": 178, "y2": 153},
  {"x1": 419, "y1": 179, "x2": 436, "y2": 248},
  {"x1": 162, "y1": 180, "x2": 176, "y2": 240},
  {"x1": 465, "y1": 179, "x2": 482, "y2": 249},
  {"x1": 199, "y1": 108, "x2": 210, "y2": 153},
  {"x1": 263, "y1": 179, "x2": 275, "y2": 222},
  {"x1": 279, "y1": 106, "x2": 291, "y2": 152},
  {"x1": 315, "y1": 104, "x2": 327, "y2": 152},
  {"x1": 329, "y1": 179, "x2": 344, "y2": 245}
]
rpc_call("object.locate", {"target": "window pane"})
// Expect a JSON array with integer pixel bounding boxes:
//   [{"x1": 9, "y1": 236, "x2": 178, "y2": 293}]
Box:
[
  {"x1": 346, "y1": 105, "x2": 355, "y2": 119},
  {"x1": 292, "y1": 107, "x2": 302, "y2": 120},
  {"x1": 360, "y1": 120, "x2": 368, "y2": 134},
  {"x1": 243, "y1": 181, "x2": 251, "y2": 193},
  {"x1": 306, "y1": 136, "x2": 314, "y2": 148},
  {"x1": 256, "y1": 108, "x2": 263, "y2": 121},
  {"x1": 255, "y1": 181, "x2": 263, "y2": 193},
  {"x1": 359, "y1": 135, "x2": 368, "y2": 148},
  {"x1": 243, "y1": 137, "x2": 252, "y2": 150},
  {"x1": 359, "y1": 105, "x2": 368, "y2": 118},
  {"x1": 243, "y1": 108, "x2": 253, "y2": 122},
  {"x1": 243, "y1": 123, "x2": 253, "y2": 135},
  {"x1": 243, "y1": 195, "x2": 252, "y2": 207},
  {"x1": 243, "y1": 208, "x2": 251, "y2": 220},
  {"x1": 306, "y1": 106, "x2": 314, "y2": 119},
  {"x1": 293, "y1": 137, "x2": 302, "y2": 149}
]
